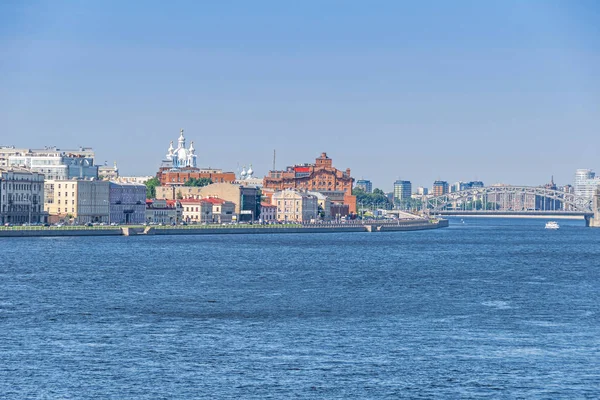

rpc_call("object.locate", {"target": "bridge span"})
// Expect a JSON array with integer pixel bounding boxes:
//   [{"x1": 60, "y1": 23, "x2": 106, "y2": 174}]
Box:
[
  {"x1": 436, "y1": 210, "x2": 589, "y2": 219},
  {"x1": 423, "y1": 185, "x2": 599, "y2": 226}
]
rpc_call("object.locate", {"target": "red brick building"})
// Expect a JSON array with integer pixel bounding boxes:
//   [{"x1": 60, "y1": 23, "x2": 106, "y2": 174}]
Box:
[
  {"x1": 157, "y1": 167, "x2": 236, "y2": 187},
  {"x1": 263, "y1": 152, "x2": 356, "y2": 213}
]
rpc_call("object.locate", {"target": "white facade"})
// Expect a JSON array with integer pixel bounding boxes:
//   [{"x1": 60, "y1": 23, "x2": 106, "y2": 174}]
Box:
[
  {"x1": 0, "y1": 167, "x2": 46, "y2": 224},
  {"x1": 575, "y1": 169, "x2": 600, "y2": 200},
  {"x1": 260, "y1": 203, "x2": 277, "y2": 223},
  {"x1": 164, "y1": 129, "x2": 197, "y2": 169},
  {"x1": 8, "y1": 147, "x2": 97, "y2": 180}
]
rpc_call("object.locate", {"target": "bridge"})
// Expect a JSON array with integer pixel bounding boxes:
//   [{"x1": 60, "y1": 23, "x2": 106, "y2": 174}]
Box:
[{"x1": 424, "y1": 186, "x2": 594, "y2": 218}]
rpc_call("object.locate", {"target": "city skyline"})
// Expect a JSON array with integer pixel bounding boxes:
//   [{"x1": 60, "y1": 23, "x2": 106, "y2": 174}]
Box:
[{"x1": 1, "y1": 1, "x2": 599, "y2": 190}]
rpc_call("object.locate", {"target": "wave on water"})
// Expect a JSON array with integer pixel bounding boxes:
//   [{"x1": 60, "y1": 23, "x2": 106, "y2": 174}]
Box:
[{"x1": 481, "y1": 301, "x2": 512, "y2": 310}]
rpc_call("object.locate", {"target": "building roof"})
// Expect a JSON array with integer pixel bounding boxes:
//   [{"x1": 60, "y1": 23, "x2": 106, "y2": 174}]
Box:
[
  {"x1": 202, "y1": 197, "x2": 226, "y2": 204},
  {"x1": 261, "y1": 202, "x2": 276, "y2": 208}
]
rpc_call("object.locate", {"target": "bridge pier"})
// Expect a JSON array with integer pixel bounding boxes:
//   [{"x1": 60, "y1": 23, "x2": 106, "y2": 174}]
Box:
[{"x1": 588, "y1": 190, "x2": 600, "y2": 228}]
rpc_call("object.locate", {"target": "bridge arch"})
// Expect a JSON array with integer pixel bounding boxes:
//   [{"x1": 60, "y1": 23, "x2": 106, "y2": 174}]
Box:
[{"x1": 425, "y1": 186, "x2": 592, "y2": 213}]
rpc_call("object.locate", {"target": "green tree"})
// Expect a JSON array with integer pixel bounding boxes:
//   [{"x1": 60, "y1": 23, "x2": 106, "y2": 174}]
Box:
[
  {"x1": 145, "y1": 177, "x2": 160, "y2": 199},
  {"x1": 183, "y1": 177, "x2": 213, "y2": 187},
  {"x1": 353, "y1": 187, "x2": 392, "y2": 210}
]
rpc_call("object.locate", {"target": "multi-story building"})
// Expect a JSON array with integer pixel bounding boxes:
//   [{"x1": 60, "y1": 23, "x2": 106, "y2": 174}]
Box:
[
  {"x1": 145, "y1": 199, "x2": 180, "y2": 224},
  {"x1": 263, "y1": 152, "x2": 356, "y2": 213},
  {"x1": 451, "y1": 181, "x2": 485, "y2": 193},
  {"x1": 355, "y1": 179, "x2": 373, "y2": 193},
  {"x1": 98, "y1": 162, "x2": 119, "y2": 180},
  {"x1": 0, "y1": 146, "x2": 28, "y2": 167},
  {"x1": 115, "y1": 176, "x2": 154, "y2": 184},
  {"x1": 44, "y1": 179, "x2": 109, "y2": 224},
  {"x1": 109, "y1": 182, "x2": 146, "y2": 224},
  {"x1": 393, "y1": 180, "x2": 412, "y2": 202},
  {"x1": 416, "y1": 187, "x2": 429, "y2": 196},
  {"x1": 8, "y1": 147, "x2": 97, "y2": 180},
  {"x1": 575, "y1": 169, "x2": 600, "y2": 200},
  {"x1": 432, "y1": 181, "x2": 449, "y2": 196},
  {"x1": 157, "y1": 182, "x2": 261, "y2": 222},
  {"x1": 157, "y1": 129, "x2": 236, "y2": 186},
  {"x1": 180, "y1": 198, "x2": 213, "y2": 223},
  {"x1": 260, "y1": 202, "x2": 277, "y2": 223},
  {"x1": 202, "y1": 197, "x2": 235, "y2": 224},
  {"x1": 271, "y1": 189, "x2": 318, "y2": 223},
  {"x1": 0, "y1": 167, "x2": 46, "y2": 224}
]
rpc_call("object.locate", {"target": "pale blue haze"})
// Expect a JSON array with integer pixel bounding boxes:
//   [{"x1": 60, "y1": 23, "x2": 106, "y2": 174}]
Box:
[
  {"x1": 1, "y1": 219, "x2": 599, "y2": 398},
  {"x1": 1, "y1": 1, "x2": 599, "y2": 189}
]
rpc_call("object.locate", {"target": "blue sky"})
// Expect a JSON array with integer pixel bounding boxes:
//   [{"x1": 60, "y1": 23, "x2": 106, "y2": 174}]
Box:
[{"x1": 1, "y1": 0, "x2": 598, "y2": 190}]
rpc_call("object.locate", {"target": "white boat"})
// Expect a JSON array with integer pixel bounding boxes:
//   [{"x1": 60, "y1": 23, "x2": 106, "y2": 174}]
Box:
[{"x1": 545, "y1": 221, "x2": 559, "y2": 230}]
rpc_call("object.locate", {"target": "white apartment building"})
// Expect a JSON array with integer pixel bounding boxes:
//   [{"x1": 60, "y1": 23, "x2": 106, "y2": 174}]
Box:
[
  {"x1": 0, "y1": 167, "x2": 46, "y2": 224},
  {"x1": 8, "y1": 147, "x2": 97, "y2": 180}
]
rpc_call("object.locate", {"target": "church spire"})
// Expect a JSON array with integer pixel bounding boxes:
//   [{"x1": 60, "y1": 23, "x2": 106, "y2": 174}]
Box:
[{"x1": 178, "y1": 128, "x2": 185, "y2": 148}]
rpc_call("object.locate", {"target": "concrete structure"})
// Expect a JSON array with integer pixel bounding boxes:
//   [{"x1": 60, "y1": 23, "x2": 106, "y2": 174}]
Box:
[
  {"x1": 586, "y1": 188, "x2": 600, "y2": 227},
  {"x1": 8, "y1": 146, "x2": 97, "y2": 180},
  {"x1": 0, "y1": 218, "x2": 449, "y2": 237},
  {"x1": 180, "y1": 198, "x2": 213, "y2": 223},
  {"x1": 109, "y1": 182, "x2": 146, "y2": 224},
  {"x1": 264, "y1": 152, "x2": 356, "y2": 213},
  {"x1": 355, "y1": 179, "x2": 372, "y2": 193},
  {"x1": 260, "y1": 202, "x2": 277, "y2": 223},
  {"x1": 417, "y1": 187, "x2": 429, "y2": 196},
  {"x1": 393, "y1": 180, "x2": 412, "y2": 202},
  {"x1": 145, "y1": 199, "x2": 180, "y2": 224},
  {"x1": 432, "y1": 181, "x2": 449, "y2": 196},
  {"x1": 45, "y1": 180, "x2": 109, "y2": 224},
  {"x1": 0, "y1": 167, "x2": 46, "y2": 224},
  {"x1": 272, "y1": 189, "x2": 318, "y2": 223}
]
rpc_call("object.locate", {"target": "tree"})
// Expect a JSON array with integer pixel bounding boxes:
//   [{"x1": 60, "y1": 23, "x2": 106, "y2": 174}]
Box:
[
  {"x1": 353, "y1": 187, "x2": 392, "y2": 210},
  {"x1": 145, "y1": 177, "x2": 160, "y2": 199},
  {"x1": 183, "y1": 177, "x2": 213, "y2": 187}
]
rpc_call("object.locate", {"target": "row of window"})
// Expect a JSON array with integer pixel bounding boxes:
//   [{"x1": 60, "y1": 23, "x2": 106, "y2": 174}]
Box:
[{"x1": 0, "y1": 183, "x2": 41, "y2": 191}]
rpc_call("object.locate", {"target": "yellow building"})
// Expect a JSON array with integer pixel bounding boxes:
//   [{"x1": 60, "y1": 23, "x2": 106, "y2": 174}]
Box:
[
  {"x1": 45, "y1": 180, "x2": 109, "y2": 224},
  {"x1": 271, "y1": 189, "x2": 318, "y2": 223}
]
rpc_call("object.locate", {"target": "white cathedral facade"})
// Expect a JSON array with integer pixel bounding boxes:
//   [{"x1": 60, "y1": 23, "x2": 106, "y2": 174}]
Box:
[{"x1": 164, "y1": 129, "x2": 197, "y2": 169}]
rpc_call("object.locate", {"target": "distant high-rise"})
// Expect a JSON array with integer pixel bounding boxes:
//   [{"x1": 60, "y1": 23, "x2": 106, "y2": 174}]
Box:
[
  {"x1": 417, "y1": 187, "x2": 429, "y2": 196},
  {"x1": 574, "y1": 169, "x2": 600, "y2": 199},
  {"x1": 432, "y1": 181, "x2": 449, "y2": 196},
  {"x1": 393, "y1": 180, "x2": 412, "y2": 202},
  {"x1": 355, "y1": 179, "x2": 372, "y2": 193}
]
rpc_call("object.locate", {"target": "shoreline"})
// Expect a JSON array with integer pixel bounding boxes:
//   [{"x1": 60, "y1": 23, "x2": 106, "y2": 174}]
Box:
[{"x1": 0, "y1": 219, "x2": 448, "y2": 238}]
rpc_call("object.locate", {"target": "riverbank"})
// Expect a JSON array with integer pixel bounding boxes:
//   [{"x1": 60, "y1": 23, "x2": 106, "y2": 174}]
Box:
[{"x1": 0, "y1": 219, "x2": 448, "y2": 237}]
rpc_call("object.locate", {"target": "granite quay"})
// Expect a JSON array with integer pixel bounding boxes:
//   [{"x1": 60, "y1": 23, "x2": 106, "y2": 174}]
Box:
[{"x1": 0, "y1": 219, "x2": 448, "y2": 237}]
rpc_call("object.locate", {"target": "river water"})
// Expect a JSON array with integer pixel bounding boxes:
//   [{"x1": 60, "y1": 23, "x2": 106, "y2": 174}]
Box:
[{"x1": 1, "y1": 218, "x2": 599, "y2": 399}]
